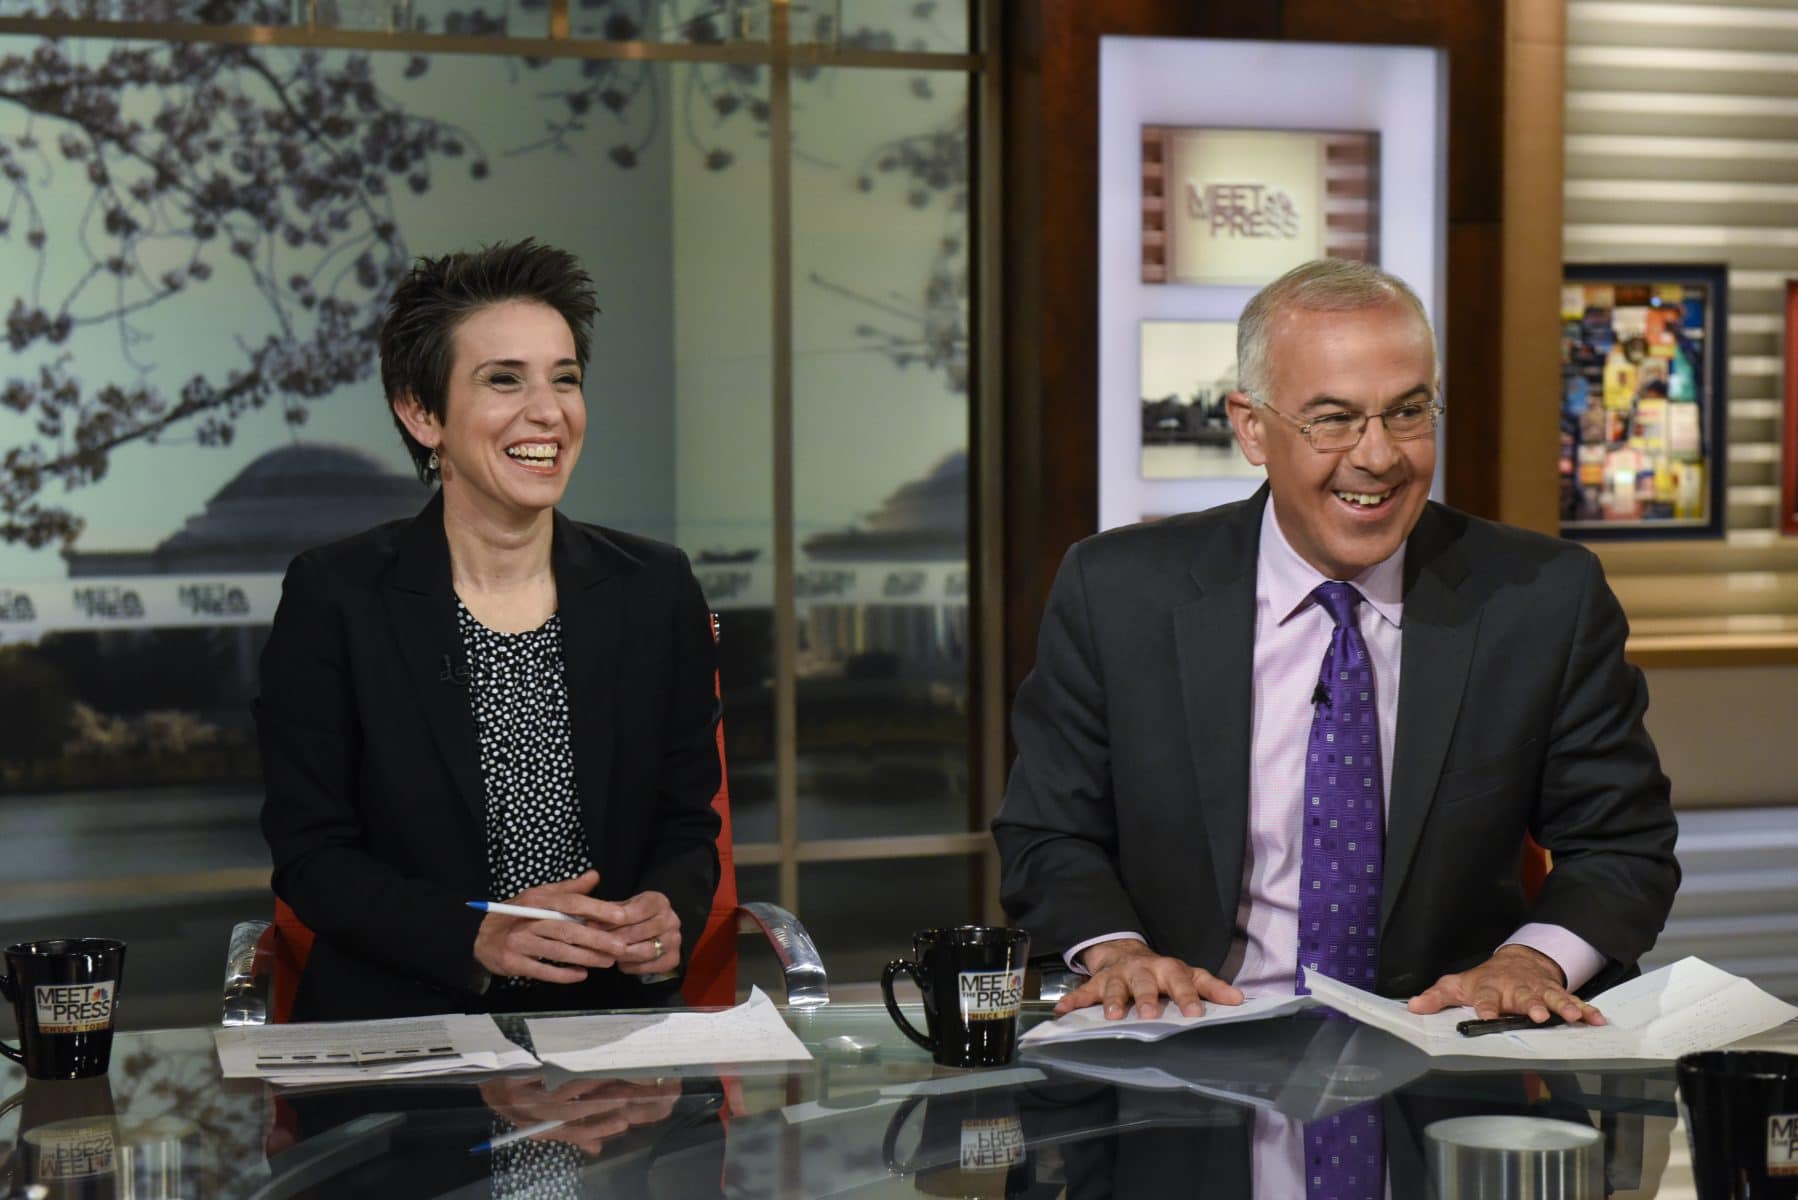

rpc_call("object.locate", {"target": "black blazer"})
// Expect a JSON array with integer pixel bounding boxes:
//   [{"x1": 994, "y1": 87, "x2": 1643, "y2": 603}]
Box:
[
  {"x1": 993, "y1": 488, "x2": 1680, "y2": 998},
  {"x1": 257, "y1": 491, "x2": 722, "y2": 1021}
]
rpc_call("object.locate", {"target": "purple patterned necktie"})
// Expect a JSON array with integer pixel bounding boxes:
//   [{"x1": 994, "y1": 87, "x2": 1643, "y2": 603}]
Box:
[
  {"x1": 1297, "y1": 581, "x2": 1385, "y2": 1200},
  {"x1": 1296, "y1": 581, "x2": 1384, "y2": 994}
]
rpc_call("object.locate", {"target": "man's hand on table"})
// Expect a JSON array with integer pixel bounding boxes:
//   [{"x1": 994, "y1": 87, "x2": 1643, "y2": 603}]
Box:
[
  {"x1": 1407, "y1": 943, "x2": 1606, "y2": 1026},
  {"x1": 1055, "y1": 938, "x2": 1244, "y2": 1019}
]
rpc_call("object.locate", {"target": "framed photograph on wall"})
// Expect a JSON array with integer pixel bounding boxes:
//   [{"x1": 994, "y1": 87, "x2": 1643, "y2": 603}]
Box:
[
  {"x1": 1138, "y1": 319, "x2": 1265, "y2": 482},
  {"x1": 1783, "y1": 281, "x2": 1798, "y2": 536},
  {"x1": 1558, "y1": 263, "x2": 1728, "y2": 540}
]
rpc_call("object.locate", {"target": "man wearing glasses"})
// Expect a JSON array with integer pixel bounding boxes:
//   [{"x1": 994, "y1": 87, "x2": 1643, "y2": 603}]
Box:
[{"x1": 994, "y1": 258, "x2": 1679, "y2": 1034}]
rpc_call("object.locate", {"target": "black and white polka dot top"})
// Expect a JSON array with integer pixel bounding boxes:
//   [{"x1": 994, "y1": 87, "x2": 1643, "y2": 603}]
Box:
[{"x1": 456, "y1": 599, "x2": 594, "y2": 986}]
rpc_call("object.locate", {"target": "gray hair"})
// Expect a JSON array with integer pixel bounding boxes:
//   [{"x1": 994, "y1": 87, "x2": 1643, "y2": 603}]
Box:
[{"x1": 1235, "y1": 259, "x2": 1434, "y2": 402}]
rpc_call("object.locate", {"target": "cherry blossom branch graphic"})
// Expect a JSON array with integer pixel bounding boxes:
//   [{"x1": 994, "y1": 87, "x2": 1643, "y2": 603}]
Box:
[
  {"x1": 0, "y1": 5, "x2": 491, "y2": 547},
  {"x1": 0, "y1": 0, "x2": 967, "y2": 549}
]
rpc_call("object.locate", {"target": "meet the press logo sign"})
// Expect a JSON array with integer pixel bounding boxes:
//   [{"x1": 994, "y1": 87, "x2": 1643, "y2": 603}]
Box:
[
  {"x1": 33, "y1": 981, "x2": 116, "y2": 1034},
  {"x1": 958, "y1": 969, "x2": 1023, "y2": 1023},
  {"x1": 1183, "y1": 182, "x2": 1302, "y2": 240},
  {"x1": 1772, "y1": 1112, "x2": 1798, "y2": 1176}
]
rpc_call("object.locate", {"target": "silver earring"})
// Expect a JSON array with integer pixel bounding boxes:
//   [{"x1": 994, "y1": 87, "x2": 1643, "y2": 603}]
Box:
[{"x1": 427, "y1": 449, "x2": 439, "y2": 472}]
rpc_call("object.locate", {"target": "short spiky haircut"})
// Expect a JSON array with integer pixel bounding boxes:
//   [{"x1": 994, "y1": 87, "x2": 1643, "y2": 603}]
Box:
[{"x1": 380, "y1": 239, "x2": 600, "y2": 483}]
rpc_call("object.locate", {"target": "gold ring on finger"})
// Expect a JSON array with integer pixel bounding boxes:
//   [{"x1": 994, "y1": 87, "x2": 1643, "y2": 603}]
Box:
[{"x1": 652, "y1": 936, "x2": 665, "y2": 958}]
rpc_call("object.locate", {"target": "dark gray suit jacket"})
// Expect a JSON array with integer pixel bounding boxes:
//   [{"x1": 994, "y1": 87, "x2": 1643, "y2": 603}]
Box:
[
  {"x1": 258, "y1": 491, "x2": 721, "y2": 1020},
  {"x1": 993, "y1": 489, "x2": 1679, "y2": 998}
]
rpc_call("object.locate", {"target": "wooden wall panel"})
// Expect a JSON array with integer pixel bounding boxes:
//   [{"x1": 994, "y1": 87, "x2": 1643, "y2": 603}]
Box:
[
  {"x1": 1499, "y1": 0, "x2": 1565, "y2": 534},
  {"x1": 1446, "y1": 222, "x2": 1504, "y2": 522}
]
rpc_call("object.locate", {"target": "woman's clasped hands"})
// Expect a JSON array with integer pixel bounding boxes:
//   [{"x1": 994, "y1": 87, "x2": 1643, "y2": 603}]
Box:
[{"x1": 473, "y1": 869, "x2": 682, "y2": 984}]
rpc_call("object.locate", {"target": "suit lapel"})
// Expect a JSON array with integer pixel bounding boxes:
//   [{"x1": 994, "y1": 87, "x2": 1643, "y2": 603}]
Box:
[
  {"x1": 381, "y1": 491, "x2": 486, "y2": 826},
  {"x1": 1174, "y1": 491, "x2": 1265, "y2": 927},
  {"x1": 551, "y1": 511, "x2": 629, "y2": 867},
  {"x1": 1383, "y1": 505, "x2": 1479, "y2": 930}
]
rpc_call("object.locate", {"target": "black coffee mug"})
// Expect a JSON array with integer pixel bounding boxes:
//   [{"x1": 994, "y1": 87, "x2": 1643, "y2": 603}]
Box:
[
  {"x1": 882, "y1": 927, "x2": 1030, "y2": 1068},
  {"x1": 0, "y1": 939, "x2": 127, "y2": 1080},
  {"x1": 1678, "y1": 1050, "x2": 1798, "y2": 1199}
]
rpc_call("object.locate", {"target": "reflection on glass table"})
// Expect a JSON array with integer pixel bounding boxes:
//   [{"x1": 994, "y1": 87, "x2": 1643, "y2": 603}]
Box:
[{"x1": 2, "y1": 1003, "x2": 1793, "y2": 1198}]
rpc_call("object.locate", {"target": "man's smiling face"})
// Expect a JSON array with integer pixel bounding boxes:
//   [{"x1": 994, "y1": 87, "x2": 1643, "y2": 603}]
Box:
[{"x1": 1227, "y1": 298, "x2": 1438, "y2": 579}]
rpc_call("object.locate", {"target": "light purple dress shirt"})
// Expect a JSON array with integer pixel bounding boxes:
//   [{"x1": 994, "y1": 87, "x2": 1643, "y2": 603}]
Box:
[{"x1": 1067, "y1": 496, "x2": 1604, "y2": 995}]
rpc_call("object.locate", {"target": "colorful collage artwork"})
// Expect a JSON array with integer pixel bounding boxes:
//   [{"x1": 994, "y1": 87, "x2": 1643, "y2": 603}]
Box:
[{"x1": 1559, "y1": 266, "x2": 1727, "y2": 539}]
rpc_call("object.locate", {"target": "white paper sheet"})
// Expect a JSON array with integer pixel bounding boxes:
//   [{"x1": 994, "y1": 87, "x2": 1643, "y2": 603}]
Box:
[
  {"x1": 526, "y1": 986, "x2": 813, "y2": 1072},
  {"x1": 1304, "y1": 957, "x2": 1798, "y2": 1063},
  {"x1": 1018, "y1": 993, "x2": 1315, "y2": 1047},
  {"x1": 214, "y1": 1013, "x2": 538, "y2": 1085}
]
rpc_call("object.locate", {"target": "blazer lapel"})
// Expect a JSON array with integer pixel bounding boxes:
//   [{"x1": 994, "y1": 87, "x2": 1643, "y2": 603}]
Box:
[
  {"x1": 551, "y1": 511, "x2": 630, "y2": 869},
  {"x1": 381, "y1": 491, "x2": 486, "y2": 826},
  {"x1": 1383, "y1": 505, "x2": 1479, "y2": 930},
  {"x1": 1174, "y1": 490, "x2": 1266, "y2": 927}
]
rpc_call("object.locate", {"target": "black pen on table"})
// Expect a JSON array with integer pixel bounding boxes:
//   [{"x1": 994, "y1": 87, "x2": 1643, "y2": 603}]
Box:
[{"x1": 1456, "y1": 1011, "x2": 1568, "y2": 1038}]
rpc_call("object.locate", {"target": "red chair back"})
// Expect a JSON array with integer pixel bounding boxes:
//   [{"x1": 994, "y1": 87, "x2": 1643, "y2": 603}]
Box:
[
  {"x1": 681, "y1": 615, "x2": 740, "y2": 1007},
  {"x1": 269, "y1": 897, "x2": 314, "y2": 1025},
  {"x1": 268, "y1": 614, "x2": 741, "y2": 1019},
  {"x1": 1521, "y1": 834, "x2": 1550, "y2": 904}
]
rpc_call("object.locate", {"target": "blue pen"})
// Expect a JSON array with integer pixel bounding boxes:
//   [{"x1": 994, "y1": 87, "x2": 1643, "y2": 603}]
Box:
[{"x1": 467, "y1": 901, "x2": 583, "y2": 923}]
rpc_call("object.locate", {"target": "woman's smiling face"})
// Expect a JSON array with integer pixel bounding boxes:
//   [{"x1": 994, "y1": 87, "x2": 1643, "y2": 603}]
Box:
[{"x1": 399, "y1": 299, "x2": 587, "y2": 520}]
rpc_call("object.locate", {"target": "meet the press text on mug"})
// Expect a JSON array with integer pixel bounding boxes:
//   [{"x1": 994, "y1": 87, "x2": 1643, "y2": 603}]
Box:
[
  {"x1": 958, "y1": 971, "x2": 1023, "y2": 1022},
  {"x1": 33, "y1": 982, "x2": 115, "y2": 1034},
  {"x1": 1771, "y1": 1113, "x2": 1798, "y2": 1176}
]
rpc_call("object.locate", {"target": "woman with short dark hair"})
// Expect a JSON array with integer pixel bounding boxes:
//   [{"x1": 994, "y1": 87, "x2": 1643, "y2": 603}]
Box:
[{"x1": 258, "y1": 239, "x2": 720, "y2": 1020}]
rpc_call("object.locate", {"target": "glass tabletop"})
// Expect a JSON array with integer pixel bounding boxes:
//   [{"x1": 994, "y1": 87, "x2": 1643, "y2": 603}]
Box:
[{"x1": 2, "y1": 1002, "x2": 1793, "y2": 1198}]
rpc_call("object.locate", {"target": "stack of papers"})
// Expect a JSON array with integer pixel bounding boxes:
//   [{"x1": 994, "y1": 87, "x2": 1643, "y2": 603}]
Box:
[
  {"x1": 1304, "y1": 956, "x2": 1798, "y2": 1065},
  {"x1": 1017, "y1": 958, "x2": 1797, "y2": 1068},
  {"x1": 215, "y1": 988, "x2": 814, "y2": 1084},
  {"x1": 215, "y1": 1014, "x2": 538, "y2": 1085},
  {"x1": 526, "y1": 987, "x2": 813, "y2": 1072}
]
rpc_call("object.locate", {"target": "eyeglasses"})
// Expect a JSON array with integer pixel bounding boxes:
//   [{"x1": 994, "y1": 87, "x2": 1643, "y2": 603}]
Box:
[{"x1": 1248, "y1": 394, "x2": 1444, "y2": 453}]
